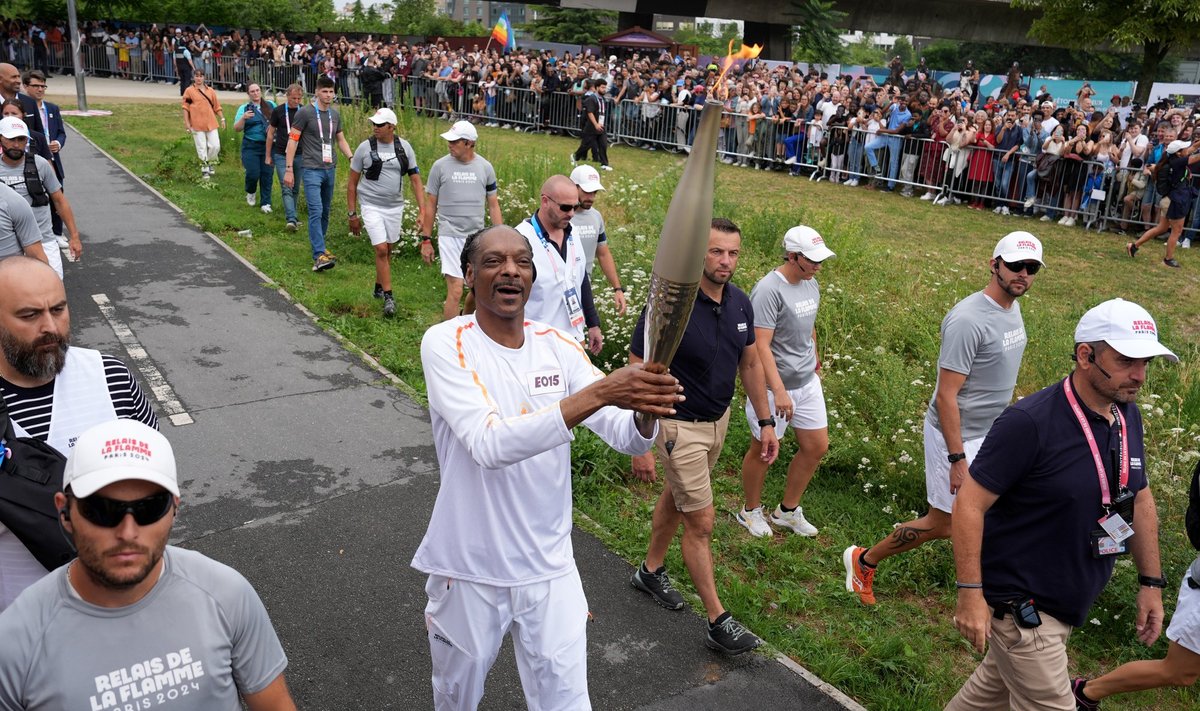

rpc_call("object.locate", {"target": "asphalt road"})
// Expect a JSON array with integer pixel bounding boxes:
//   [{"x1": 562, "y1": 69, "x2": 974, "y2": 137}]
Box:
[{"x1": 57, "y1": 102, "x2": 859, "y2": 711}]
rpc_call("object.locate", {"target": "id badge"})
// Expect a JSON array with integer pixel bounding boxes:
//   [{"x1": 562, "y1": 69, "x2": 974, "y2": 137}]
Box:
[
  {"x1": 1098, "y1": 512, "x2": 1134, "y2": 542},
  {"x1": 1091, "y1": 529, "x2": 1129, "y2": 558},
  {"x1": 563, "y1": 286, "x2": 584, "y2": 330},
  {"x1": 322, "y1": 142, "x2": 333, "y2": 164}
]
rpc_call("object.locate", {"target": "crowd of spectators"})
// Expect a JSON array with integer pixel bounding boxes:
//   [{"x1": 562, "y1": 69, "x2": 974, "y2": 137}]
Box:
[{"x1": 7, "y1": 15, "x2": 1200, "y2": 239}]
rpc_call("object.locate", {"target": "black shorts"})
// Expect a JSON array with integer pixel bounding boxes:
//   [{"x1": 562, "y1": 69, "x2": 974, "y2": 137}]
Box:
[{"x1": 1167, "y1": 188, "x2": 1194, "y2": 220}]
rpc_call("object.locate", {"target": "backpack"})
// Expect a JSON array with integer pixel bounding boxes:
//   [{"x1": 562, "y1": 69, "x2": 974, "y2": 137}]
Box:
[
  {"x1": 23, "y1": 154, "x2": 50, "y2": 208},
  {"x1": 1187, "y1": 457, "x2": 1200, "y2": 551},
  {"x1": 0, "y1": 396, "x2": 74, "y2": 572},
  {"x1": 364, "y1": 137, "x2": 409, "y2": 183}
]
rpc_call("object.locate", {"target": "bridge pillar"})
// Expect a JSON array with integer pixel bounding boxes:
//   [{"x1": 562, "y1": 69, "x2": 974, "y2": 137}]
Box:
[{"x1": 743, "y1": 21, "x2": 793, "y2": 61}]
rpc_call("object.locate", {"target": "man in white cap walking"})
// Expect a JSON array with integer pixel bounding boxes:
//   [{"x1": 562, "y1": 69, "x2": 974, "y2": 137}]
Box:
[
  {"x1": 843, "y1": 231, "x2": 1044, "y2": 605},
  {"x1": 421, "y1": 120, "x2": 503, "y2": 320},
  {"x1": 0, "y1": 116, "x2": 81, "y2": 278},
  {"x1": 0, "y1": 419, "x2": 299, "y2": 710},
  {"x1": 347, "y1": 108, "x2": 425, "y2": 318},
  {"x1": 569, "y1": 164, "x2": 626, "y2": 315},
  {"x1": 736, "y1": 226, "x2": 833, "y2": 539},
  {"x1": 948, "y1": 298, "x2": 1173, "y2": 709}
]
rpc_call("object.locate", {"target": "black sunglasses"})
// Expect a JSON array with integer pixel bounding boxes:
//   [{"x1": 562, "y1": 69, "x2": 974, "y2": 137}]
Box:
[
  {"x1": 75, "y1": 491, "x2": 174, "y2": 528},
  {"x1": 1001, "y1": 259, "x2": 1042, "y2": 275},
  {"x1": 543, "y1": 195, "x2": 579, "y2": 212}
]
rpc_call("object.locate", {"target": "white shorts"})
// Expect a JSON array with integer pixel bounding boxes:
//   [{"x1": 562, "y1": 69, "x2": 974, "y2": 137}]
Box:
[
  {"x1": 40, "y1": 238, "x2": 63, "y2": 279},
  {"x1": 1166, "y1": 562, "x2": 1200, "y2": 655},
  {"x1": 361, "y1": 202, "x2": 404, "y2": 246},
  {"x1": 745, "y1": 377, "x2": 828, "y2": 440},
  {"x1": 925, "y1": 417, "x2": 986, "y2": 514},
  {"x1": 424, "y1": 567, "x2": 591, "y2": 711},
  {"x1": 439, "y1": 234, "x2": 466, "y2": 278}
]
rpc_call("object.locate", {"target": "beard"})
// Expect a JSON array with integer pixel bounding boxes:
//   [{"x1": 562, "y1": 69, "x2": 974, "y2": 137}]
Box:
[
  {"x1": 3, "y1": 146, "x2": 24, "y2": 161},
  {"x1": 75, "y1": 539, "x2": 164, "y2": 591},
  {"x1": 0, "y1": 328, "x2": 69, "y2": 380}
]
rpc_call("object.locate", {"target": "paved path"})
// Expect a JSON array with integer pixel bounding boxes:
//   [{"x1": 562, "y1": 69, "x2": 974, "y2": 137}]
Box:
[{"x1": 53, "y1": 75, "x2": 860, "y2": 710}]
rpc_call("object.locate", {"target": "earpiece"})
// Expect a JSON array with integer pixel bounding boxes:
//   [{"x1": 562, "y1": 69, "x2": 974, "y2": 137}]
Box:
[{"x1": 59, "y1": 507, "x2": 69, "y2": 521}]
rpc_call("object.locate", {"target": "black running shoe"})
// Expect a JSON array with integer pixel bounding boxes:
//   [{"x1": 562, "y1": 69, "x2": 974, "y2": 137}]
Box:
[
  {"x1": 1071, "y1": 677, "x2": 1100, "y2": 710},
  {"x1": 705, "y1": 612, "x2": 762, "y2": 656},
  {"x1": 1164, "y1": 258, "x2": 1181, "y2": 268},
  {"x1": 630, "y1": 563, "x2": 685, "y2": 610}
]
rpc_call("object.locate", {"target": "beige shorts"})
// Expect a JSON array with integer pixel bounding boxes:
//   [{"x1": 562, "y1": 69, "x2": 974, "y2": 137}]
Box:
[{"x1": 655, "y1": 408, "x2": 730, "y2": 513}]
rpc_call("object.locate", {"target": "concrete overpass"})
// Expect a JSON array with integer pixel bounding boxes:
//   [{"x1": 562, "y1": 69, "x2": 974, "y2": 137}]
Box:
[{"x1": 558, "y1": 0, "x2": 1043, "y2": 59}]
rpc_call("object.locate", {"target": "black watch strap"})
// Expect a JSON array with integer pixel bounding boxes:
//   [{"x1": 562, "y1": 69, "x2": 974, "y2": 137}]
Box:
[
  {"x1": 757, "y1": 418, "x2": 776, "y2": 428},
  {"x1": 1139, "y1": 574, "x2": 1168, "y2": 589},
  {"x1": 947, "y1": 452, "x2": 967, "y2": 463}
]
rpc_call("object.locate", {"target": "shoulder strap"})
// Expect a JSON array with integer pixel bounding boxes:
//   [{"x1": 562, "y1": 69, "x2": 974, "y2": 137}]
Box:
[
  {"x1": 394, "y1": 138, "x2": 409, "y2": 175},
  {"x1": 23, "y1": 154, "x2": 49, "y2": 207}
]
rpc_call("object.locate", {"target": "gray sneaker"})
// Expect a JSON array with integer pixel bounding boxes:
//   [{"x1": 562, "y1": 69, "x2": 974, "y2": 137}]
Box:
[
  {"x1": 631, "y1": 563, "x2": 685, "y2": 610},
  {"x1": 383, "y1": 294, "x2": 396, "y2": 317},
  {"x1": 706, "y1": 613, "x2": 762, "y2": 655}
]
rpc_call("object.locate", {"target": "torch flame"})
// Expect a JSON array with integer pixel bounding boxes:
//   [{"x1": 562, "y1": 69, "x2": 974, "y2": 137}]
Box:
[{"x1": 716, "y1": 39, "x2": 763, "y2": 101}]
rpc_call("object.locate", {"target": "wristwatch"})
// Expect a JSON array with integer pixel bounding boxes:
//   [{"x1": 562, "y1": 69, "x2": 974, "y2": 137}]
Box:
[
  {"x1": 757, "y1": 418, "x2": 776, "y2": 428},
  {"x1": 947, "y1": 452, "x2": 967, "y2": 463},
  {"x1": 1139, "y1": 574, "x2": 1168, "y2": 589}
]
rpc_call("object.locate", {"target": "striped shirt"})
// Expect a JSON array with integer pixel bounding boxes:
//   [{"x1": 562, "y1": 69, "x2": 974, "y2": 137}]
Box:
[{"x1": 1, "y1": 354, "x2": 158, "y2": 441}]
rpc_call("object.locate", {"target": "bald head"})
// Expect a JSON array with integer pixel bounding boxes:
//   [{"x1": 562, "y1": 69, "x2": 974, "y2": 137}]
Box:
[
  {"x1": 0, "y1": 256, "x2": 70, "y2": 385},
  {"x1": 538, "y1": 175, "x2": 579, "y2": 230},
  {"x1": 0, "y1": 64, "x2": 20, "y2": 97}
]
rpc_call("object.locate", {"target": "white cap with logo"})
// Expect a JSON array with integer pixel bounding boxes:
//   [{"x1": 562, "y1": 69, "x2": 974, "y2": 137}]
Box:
[
  {"x1": 0, "y1": 116, "x2": 29, "y2": 140},
  {"x1": 569, "y1": 165, "x2": 605, "y2": 193},
  {"x1": 367, "y1": 108, "x2": 398, "y2": 126},
  {"x1": 440, "y1": 120, "x2": 478, "y2": 142},
  {"x1": 1074, "y1": 298, "x2": 1178, "y2": 363},
  {"x1": 63, "y1": 420, "x2": 179, "y2": 498},
  {"x1": 783, "y1": 225, "x2": 835, "y2": 262},
  {"x1": 993, "y1": 231, "x2": 1044, "y2": 264}
]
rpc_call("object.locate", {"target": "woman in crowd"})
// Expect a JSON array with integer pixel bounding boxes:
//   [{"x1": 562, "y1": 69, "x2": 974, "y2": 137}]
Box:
[
  {"x1": 233, "y1": 83, "x2": 274, "y2": 214},
  {"x1": 966, "y1": 117, "x2": 996, "y2": 209},
  {"x1": 1057, "y1": 123, "x2": 1091, "y2": 226}
]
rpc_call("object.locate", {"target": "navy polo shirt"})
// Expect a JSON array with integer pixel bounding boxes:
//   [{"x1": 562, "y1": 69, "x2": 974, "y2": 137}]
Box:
[
  {"x1": 630, "y1": 284, "x2": 755, "y2": 422},
  {"x1": 969, "y1": 375, "x2": 1147, "y2": 627}
]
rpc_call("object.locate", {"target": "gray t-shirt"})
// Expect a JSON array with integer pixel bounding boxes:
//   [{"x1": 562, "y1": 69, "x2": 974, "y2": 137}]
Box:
[
  {"x1": 290, "y1": 103, "x2": 343, "y2": 170},
  {"x1": 570, "y1": 207, "x2": 607, "y2": 273},
  {"x1": 0, "y1": 155, "x2": 61, "y2": 242},
  {"x1": 350, "y1": 137, "x2": 419, "y2": 208},
  {"x1": 425, "y1": 154, "x2": 498, "y2": 239},
  {"x1": 926, "y1": 291, "x2": 1027, "y2": 440},
  {"x1": 0, "y1": 182, "x2": 41, "y2": 257},
  {"x1": 749, "y1": 270, "x2": 820, "y2": 389},
  {"x1": 0, "y1": 546, "x2": 288, "y2": 710}
]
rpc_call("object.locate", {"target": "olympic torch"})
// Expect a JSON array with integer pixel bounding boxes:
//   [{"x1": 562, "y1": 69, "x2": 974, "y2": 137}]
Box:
[{"x1": 634, "y1": 98, "x2": 724, "y2": 433}]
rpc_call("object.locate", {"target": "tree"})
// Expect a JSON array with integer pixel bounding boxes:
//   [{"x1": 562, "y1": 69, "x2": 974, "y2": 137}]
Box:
[
  {"x1": 786, "y1": 0, "x2": 847, "y2": 64},
  {"x1": 920, "y1": 38, "x2": 1179, "y2": 84},
  {"x1": 523, "y1": 8, "x2": 616, "y2": 45},
  {"x1": 843, "y1": 33, "x2": 885, "y2": 66},
  {"x1": 891, "y1": 36, "x2": 915, "y2": 67},
  {"x1": 1013, "y1": 0, "x2": 1200, "y2": 104},
  {"x1": 350, "y1": 0, "x2": 366, "y2": 26},
  {"x1": 672, "y1": 21, "x2": 741, "y2": 56}
]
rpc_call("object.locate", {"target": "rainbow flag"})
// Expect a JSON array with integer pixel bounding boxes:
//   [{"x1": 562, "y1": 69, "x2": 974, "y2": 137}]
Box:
[{"x1": 491, "y1": 12, "x2": 515, "y2": 53}]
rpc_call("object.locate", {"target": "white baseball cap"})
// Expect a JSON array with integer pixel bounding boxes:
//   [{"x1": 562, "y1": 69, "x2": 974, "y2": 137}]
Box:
[
  {"x1": 1165, "y1": 140, "x2": 1192, "y2": 155},
  {"x1": 570, "y1": 165, "x2": 604, "y2": 193},
  {"x1": 783, "y1": 225, "x2": 835, "y2": 262},
  {"x1": 0, "y1": 117, "x2": 29, "y2": 140},
  {"x1": 993, "y1": 231, "x2": 1044, "y2": 264},
  {"x1": 64, "y1": 420, "x2": 179, "y2": 498},
  {"x1": 367, "y1": 108, "x2": 398, "y2": 125},
  {"x1": 440, "y1": 120, "x2": 478, "y2": 142},
  {"x1": 1074, "y1": 298, "x2": 1178, "y2": 363}
]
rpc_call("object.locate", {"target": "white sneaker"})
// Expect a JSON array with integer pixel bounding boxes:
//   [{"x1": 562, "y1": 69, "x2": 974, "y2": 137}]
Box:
[
  {"x1": 1001, "y1": 206, "x2": 1011, "y2": 216},
  {"x1": 569, "y1": 153, "x2": 576, "y2": 166},
  {"x1": 601, "y1": 165, "x2": 613, "y2": 171},
  {"x1": 993, "y1": 205, "x2": 1003, "y2": 214},
  {"x1": 845, "y1": 179, "x2": 858, "y2": 187},
  {"x1": 783, "y1": 156, "x2": 797, "y2": 165},
  {"x1": 933, "y1": 196, "x2": 948, "y2": 206},
  {"x1": 246, "y1": 192, "x2": 255, "y2": 206},
  {"x1": 735, "y1": 507, "x2": 772, "y2": 538},
  {"x1": 56, "y1": 235, "x2": 69, "y2": 248},
  {"x1": 770, "y1": 505, "x2": 818, "y2": 536},
  {"x1": 1024, "y1": 196, "x2": 1036, "y2": 209},
  {"x1": 1066, "y1": 217, "x2": 1077, "y2": 227},
  {"x1": 920, "y1": 191, "x2": 935, "y2": 201},
  {"x1": 1057, "y1": 216, "x2": 1069, "y2": 225},
  {"x1": 1182, "y1": 238, "x2": 1192, "y2": 249},
  {"x1": 261, "y1": 204, "x2": 272, "y2": 214}
]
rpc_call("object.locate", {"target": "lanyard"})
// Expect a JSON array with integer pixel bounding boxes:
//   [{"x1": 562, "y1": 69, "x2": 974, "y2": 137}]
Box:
[
  {"x1": 284, "y1": 105, "x2": 291, "y2": 133},
  {"x1": 1062, "y1": 375, "x2": 1128, "y2": 506},
  {"x1": 528, "y1": 214, "x2": 574, "y2": 287},
  {"x1": 314, "y1": 104, "x2": 332, "y2": 144}
]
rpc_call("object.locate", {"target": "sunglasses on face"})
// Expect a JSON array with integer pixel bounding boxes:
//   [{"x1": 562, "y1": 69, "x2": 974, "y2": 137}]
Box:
[
  {"x1": 1001, "y1": 259, "x2": 1041, "y2": 275},
  {"x1": 75, "y1": 491, "x2": 174, "y2": 528},
  {"x1": 543, "y1": 195, "x2": 580, "y2": 212}
]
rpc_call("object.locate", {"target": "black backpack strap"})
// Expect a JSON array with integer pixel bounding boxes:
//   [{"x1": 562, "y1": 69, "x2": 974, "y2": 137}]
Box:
[
  {"x1": 24, "y1": 154, "x2": 50, "y2": 208},
  {"x1": 394, "y1": 138, "x2": 410, "y2": 176}
]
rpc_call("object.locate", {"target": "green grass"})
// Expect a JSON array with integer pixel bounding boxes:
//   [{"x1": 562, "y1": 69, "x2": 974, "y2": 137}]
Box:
[{"x1": 69, "y1": 102, "x2": 1200, "y2": 710}]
